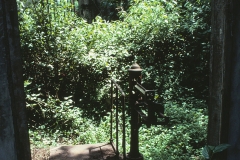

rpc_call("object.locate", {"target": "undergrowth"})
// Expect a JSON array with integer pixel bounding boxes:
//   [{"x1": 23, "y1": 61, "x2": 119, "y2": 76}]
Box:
[{"x1": 28, "y1": 94, "x2": 207, "y2": 160}]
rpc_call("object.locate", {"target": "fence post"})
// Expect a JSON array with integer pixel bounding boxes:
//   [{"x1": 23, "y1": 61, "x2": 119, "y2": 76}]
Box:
[{"x1": 126, "y1": 63, "x2": 144, "y2": 160}]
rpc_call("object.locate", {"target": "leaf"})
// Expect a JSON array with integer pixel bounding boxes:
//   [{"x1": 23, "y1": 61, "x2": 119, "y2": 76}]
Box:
[
  {"x1": 202, "y1": 146, "x2": 210, "y2": 159},
  {"x1": 207, "y1": 145, "x2": 215, "y2": 151},
  {"x1": 213, "y1": 144, "x2": 230, "y2": 153}
]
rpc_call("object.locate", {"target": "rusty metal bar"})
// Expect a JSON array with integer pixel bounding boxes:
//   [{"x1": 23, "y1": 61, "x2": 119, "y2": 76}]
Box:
[
  {"x1": 122, "y1": 95, "x2": 126, "y2": 160},
  {"x1": 116, "y1": 87, "x2": 119, "y2": 156},
  {"x1": 110, "y1": 80, "x2": 113, "y2": 143},
  {"x1": 110, "y1": 79, "x2": 126, "y2": 159},
  {"x1": 112, "y1": 79, "x2": 125, "y2": 96},
  {"x1": 135, "y1": 82, "x2": 155, "y2": 96},
  {"x1": 134, "y1": 82, "x2": 146, "y2": 95}
]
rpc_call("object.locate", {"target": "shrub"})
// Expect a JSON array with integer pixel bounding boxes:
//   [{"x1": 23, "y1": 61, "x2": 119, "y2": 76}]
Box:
[
  {"x1": 19, "y1": 0, "x2": 210, "y2": 158},
  {"x1": 27, "y1": 93, "x2": 207, "y2": 159}
]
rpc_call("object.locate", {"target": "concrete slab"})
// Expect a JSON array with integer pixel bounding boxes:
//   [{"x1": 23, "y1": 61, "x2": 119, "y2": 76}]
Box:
[{"x1": 50, "y1": 143, "x2": 118, "y2": 160}]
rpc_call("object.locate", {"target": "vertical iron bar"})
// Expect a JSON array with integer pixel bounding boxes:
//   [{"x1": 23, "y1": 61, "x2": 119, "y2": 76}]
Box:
[
  {"x1": 116, "y1": 87, "x2": 119, "y2": 156},
  {"x1": 110, "y1": 79, "x2": 126, "y2": 159},
  {"x1": 110, "y1": 80, "x2": 113, "y2": 143},
  {"x1": 122, "y1": 95, "x2": 126, "y2": 160}
]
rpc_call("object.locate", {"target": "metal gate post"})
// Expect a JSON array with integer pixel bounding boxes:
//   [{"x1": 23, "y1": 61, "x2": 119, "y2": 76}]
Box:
[{"x1": 126, "y1": 63, "x2": 144, "y2": 160}]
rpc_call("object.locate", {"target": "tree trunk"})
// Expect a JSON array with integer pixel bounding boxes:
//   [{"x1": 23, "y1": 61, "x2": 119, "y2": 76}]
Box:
[
  {"x1": 209, "y1": 0, "x2": 240, "y2": 159},
  {"x1": 0, "y1": 0, "x2": 31, "y2": 159}
]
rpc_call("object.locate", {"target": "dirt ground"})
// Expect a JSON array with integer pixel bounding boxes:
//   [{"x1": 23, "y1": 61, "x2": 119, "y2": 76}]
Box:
[{"x1": 31, "y1": 148, "x2": 50, "y2": 160}]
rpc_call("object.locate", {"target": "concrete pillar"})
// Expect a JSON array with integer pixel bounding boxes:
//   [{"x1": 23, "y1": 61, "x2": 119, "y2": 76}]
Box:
[
  {"x1": 0, "y1": 0, "x2": 31, "y2": 159},
  {"x1": 209, "y1": 0, "x2": 240, "y2": 159}
]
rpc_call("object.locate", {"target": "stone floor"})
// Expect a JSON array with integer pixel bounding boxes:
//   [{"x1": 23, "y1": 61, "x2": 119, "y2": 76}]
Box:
[{"x1": 49, "y1": 143, "x2": 119, "y2": 160}]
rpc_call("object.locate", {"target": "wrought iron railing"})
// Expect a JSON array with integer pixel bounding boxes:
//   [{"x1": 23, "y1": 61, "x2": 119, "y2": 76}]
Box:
[{"x1": 110, "y1": 79, "x2": 126, "y2": 160}]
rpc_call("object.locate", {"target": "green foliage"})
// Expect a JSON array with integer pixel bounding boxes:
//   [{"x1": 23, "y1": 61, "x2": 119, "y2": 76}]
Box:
[
  {"x1": 18, "y1": 0, "x2": 211, "y2": 108},
  {"x1": 18, "y1": 0, "x2": 192, "y2": 118},
  {"x1": 138, "y1": 102, "x2": 208, "y2": 159},
  {"x1": 202, "y1": 144, "x2": 230, "y2": 160},
  {"x1": 28, "y1": 94, "x2": 208, "y2": 159},
  {"x1": 18, "y1": 0, "x2": 210, "y2": 158}
]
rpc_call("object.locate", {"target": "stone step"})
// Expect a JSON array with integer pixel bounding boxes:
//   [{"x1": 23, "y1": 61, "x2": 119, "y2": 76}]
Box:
[{"x1": 49, "y1": 143, "x2": 118, "y2": 160}]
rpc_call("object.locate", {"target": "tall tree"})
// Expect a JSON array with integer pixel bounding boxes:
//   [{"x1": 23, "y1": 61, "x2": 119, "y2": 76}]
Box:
[
  {"x1": 0, "y1": 0, "x2": 31, "y2": 159},
  {"x1": 209, "y1": 0, "x2": 240, "y2": 159}
]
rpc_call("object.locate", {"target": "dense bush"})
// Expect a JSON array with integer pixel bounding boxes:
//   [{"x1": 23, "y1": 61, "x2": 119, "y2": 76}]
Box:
[
  {"x1": 19, "y1": 0, "x2": 210, "y2": 114},
  {"x1": 140, "y1": 102, "x2": 207, "y2": 159},
  {"x1": 29, "y1": 96, "x2": 207, "y2": 159},
  {"x1": 18, "y1": 0, "x2": 210, "y2": 158}
]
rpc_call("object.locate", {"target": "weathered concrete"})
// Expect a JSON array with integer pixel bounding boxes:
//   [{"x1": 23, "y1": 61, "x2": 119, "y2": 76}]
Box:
[
  {"x1": 208, "y1": 0, "x2": 232, "y2": 149},
  {"x1": 0, "y1": 1, "x2": 18, "y2": 159},
  {"x1": 209, "y1": 0, "x2": 240, "y2": 159},
  {"x1": 0, "y1": 0, "x2": 31, "y2": 159},
  {"x1": 227, "y1": 0, "x2": 240, "y2": 159},
  {"x1": 50, "y1": 143, "x2": 117, "y2": 160}
]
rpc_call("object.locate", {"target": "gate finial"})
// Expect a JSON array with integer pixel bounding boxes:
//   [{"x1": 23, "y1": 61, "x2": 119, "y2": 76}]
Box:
[{"x1": 128, "y1": 63, "x2": 142, "y2": 72}]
